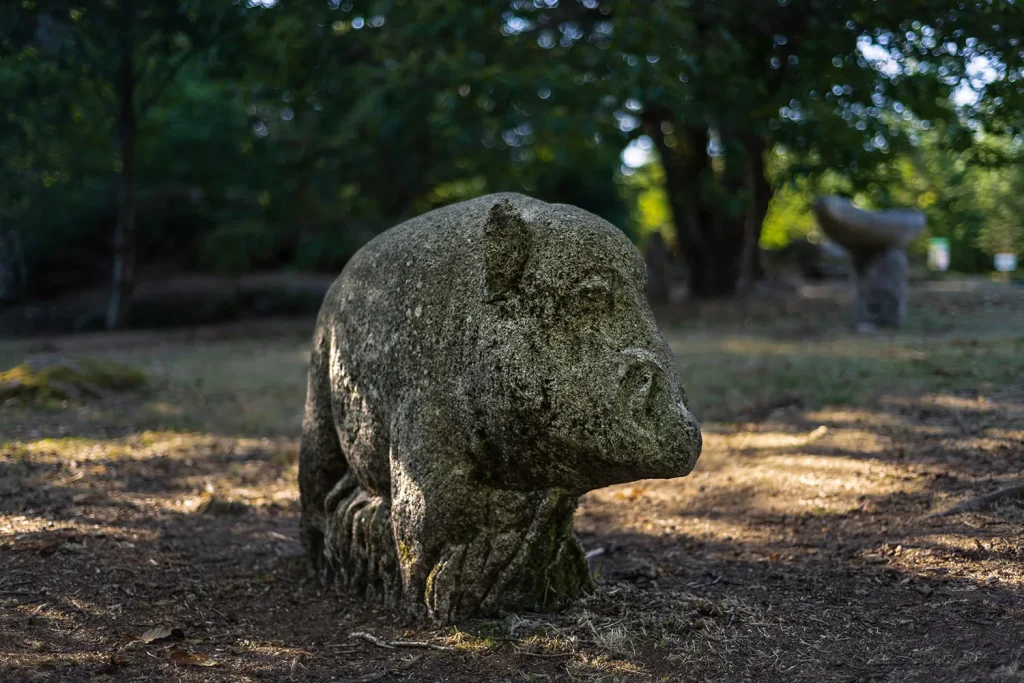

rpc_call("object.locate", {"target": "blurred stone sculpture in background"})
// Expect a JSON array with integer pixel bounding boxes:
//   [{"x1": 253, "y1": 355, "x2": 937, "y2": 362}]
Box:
[{"x1": 812, "y1": 196, "x2": 926, "y2": 330}]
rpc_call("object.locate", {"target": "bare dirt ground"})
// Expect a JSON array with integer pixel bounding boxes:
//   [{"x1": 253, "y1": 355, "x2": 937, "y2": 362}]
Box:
[{"x1": 1, "y1": 278, "x2": 1022, "y2": 682}]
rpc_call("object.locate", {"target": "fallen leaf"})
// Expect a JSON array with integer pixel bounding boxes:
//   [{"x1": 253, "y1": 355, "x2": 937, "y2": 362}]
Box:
[
  {"x1": 197, "y1": 496, "x2": 249, "y2": 517},
  {"x1": 805, "y1": 425, "x2": 829, "y2": 442},
  {"x1": 140, "y1": 626, "x2": 172, "y2": 643},
  {"x1": 170, "y1": 649, "x2": 218, "y2": 667},
  {"x1": 860, "y1": 553, "x2": 888, "y2": 564},
  {"x1": 38, "y1": 540, "x2": 63, "y2": 557},
  {"x1": 140, "y1": 626, "x2": 184, "y2": 644}
]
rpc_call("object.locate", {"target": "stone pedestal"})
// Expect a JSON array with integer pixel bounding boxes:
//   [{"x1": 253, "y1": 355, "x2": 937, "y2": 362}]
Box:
[{"x1": 850, "y1": 247, "x2": 907, "y2": 331}]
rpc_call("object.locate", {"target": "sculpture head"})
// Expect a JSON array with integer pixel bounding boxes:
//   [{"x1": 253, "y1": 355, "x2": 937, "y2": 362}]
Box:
[{"x1": 466, "y1": 197, "x2": 702, "y2": 493}]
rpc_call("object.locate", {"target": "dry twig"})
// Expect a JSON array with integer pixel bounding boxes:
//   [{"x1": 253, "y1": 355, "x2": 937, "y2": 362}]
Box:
[
  {"x1": 348, "y1": 631, "x2": 454, "y2": 651},
  {"x1": 929, "y1": 482, "x2": 1024, "y2": 518}
]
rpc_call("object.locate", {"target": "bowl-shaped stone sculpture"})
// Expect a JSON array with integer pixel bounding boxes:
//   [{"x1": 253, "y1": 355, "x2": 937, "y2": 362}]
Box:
[
  {"x1": 812, "y1": 195, "x2": 927, "y2": 330},
  {"x1": 812, "y1": 196, "x2": 925, "y2": 251}
]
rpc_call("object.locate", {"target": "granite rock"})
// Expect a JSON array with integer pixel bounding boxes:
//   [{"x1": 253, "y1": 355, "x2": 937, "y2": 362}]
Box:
[{"x1": 299, "y1": 193, "x2": 702, "y2": 623}]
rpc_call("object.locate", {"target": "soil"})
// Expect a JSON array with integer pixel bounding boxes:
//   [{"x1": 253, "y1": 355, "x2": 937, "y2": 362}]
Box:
[{"x1": 0, "y1": 280, "x2": 1022, "y2": 682}]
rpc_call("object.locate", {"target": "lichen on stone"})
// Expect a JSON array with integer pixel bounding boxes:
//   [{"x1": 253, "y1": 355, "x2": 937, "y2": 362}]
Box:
[{"x1": 299, "y1": 193, "x2": 702, "y2": 623}]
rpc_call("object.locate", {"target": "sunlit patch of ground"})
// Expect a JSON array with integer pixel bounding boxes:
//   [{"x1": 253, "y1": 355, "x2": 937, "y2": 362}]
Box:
[{"x1": 1, "y1": 282, "x2": 1023, "y2": 681}]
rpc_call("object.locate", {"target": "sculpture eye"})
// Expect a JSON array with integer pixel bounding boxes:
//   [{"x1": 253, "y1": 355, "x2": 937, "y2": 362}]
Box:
[{"x1": 576, "y1": 278, "x2": 613, "y2": 313}]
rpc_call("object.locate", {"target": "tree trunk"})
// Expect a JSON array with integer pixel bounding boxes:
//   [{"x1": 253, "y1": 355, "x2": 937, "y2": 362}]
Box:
[
  {"x1": 643, "y1": 117, "x2": 745, "y2": 298},
  {"x1": 738, "y1": 135, "x2": 772, "y2": 291},
  {"x1": 643, "y1": 231, "x2": 673, "y2": 305},
  {"x1": 0, "y1": 229, "x2": 26, "y2": 304},
  {"x1": 680, "y1": 229, "x2": 744, "y2": 298},
  {"x1": 106, "y1": 4, "x2": 137, "y2": 330}
]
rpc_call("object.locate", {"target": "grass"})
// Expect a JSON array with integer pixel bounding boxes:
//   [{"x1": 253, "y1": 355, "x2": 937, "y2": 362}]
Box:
[
  {"x1": 0, "y1": 336, "x2": 310, "y2": 438},
  {"x1": 674, "y1": 332, "x2": 1024, "y2": 420},
  {"x1": 0, "y1": 357, "x2": 146, "y2": 403}
]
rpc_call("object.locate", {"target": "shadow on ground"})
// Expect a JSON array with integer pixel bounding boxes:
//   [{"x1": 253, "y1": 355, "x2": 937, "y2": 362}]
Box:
[{"x1": 2, "y1": 279, "x2": 1023, "y2": 681}]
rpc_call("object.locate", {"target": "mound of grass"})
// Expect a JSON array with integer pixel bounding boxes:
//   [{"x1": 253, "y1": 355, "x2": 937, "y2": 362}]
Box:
[{"x1": 0, "y1": 356, "x2": 146, "y2": 403}]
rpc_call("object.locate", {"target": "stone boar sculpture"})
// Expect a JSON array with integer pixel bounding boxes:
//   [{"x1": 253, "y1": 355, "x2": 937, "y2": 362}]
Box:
[{"x1": 299, "y1": 193, "x2": 702, "y2": 623}]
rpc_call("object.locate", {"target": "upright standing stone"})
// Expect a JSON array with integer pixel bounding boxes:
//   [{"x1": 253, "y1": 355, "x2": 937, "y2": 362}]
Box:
[
  {"x1": 644, "y1": 232, "x2": 673, "y2": 305},
  {"x1": 812, "y1": 196, "x2": 925, "y2": 330},
  {"x1": 0, "y1": 230, "x2": 25, "y2": 304},
  {"x1": 299, "y1": 193, "x2": 702, "y2": 623}
]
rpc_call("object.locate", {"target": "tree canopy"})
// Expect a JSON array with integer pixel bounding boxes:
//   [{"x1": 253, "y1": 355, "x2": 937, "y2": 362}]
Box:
[{"x1": 2, "y1": 0, "x2": 1022, "y2": 320}]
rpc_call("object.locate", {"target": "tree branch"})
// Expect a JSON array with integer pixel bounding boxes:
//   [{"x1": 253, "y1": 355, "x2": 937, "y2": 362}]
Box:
[
  {"x1": 928, "y1": 482, "x2": 1024, "y2": 518},
  {"x1": 137, "y1": 8, "x2": 248, "y2": 117},
  {"x1": 70, "y1": 23, "x2": 110, "y2": 82},
  {"x1": 136, "y1": 51, "x2": 193, "y2": 116}
]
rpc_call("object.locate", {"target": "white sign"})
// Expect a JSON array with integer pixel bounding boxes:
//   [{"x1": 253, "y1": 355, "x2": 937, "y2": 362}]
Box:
[
  {"x1": 994, "y1": 253, "x2": 1017, "y2": 272},
  {"x1": 928, "y1": 238, "x2": 950, "y2": 272}
]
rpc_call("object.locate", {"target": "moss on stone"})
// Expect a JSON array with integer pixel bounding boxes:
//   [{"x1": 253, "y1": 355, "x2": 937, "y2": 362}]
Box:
[
  {"x1": 397, "y1": 541, "x2": 416, "y2": 568},
  {"x1": 0, "y1": 357, "x2": 146, "y2": 403},
  {"x1": 514, "y1": 509, "x2": 594, "y2": 612}
]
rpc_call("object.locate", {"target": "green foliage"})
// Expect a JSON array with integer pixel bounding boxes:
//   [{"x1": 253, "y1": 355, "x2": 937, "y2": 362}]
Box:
[
  {"x1": 2, "y1": 0, "x2": 1023, "y2": 309},
  {"x1": 0, "y1": 0, "x2": 261, "y2": 301},
  {"x1": 971, "y1": 166, "x2": 1024, "y2": 256},
  {"x1": 198, "y1": 221, "x2": 283, "y2": 276},
  {"x1": 845, "y1": 132, "x2": 1024, "y2": 271},
  {"x1": 621, "y1": 163, "x2": 675, "y2": 250},
  {"x1": 761, "y1": 180, "x2": 819, "y2": 251},
  {"x1": 290, "y1": 224, "x2": 371, "y2": 274},
  {"x1": 761, "y1": 123, "x2": 1024, "y2": 273}
]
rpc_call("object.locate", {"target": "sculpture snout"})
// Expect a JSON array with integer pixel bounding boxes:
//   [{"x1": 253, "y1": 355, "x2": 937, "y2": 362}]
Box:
[{"x1": 617, "y1": 347, "x2": 702, "y2": 478}]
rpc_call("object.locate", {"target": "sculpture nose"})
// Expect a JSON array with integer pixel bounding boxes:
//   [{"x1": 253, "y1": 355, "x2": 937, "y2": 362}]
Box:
[{"x1": 617, "y1": 347, "x2": 702, "y2": 476}]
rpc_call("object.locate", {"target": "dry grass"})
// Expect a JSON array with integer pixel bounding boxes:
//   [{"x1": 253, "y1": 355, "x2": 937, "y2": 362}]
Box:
[{"x1": 1, "y1": 280, "x2": 1023, "y2": 682}]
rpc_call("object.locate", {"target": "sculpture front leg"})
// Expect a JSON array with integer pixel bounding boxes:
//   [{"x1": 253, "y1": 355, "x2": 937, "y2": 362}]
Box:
[
  {"x1": 388, "y1": 408, "x2": 593, "y2": 623},
  {"x1": 414, "y1": 490, "x2": 592, "y2": 623}
]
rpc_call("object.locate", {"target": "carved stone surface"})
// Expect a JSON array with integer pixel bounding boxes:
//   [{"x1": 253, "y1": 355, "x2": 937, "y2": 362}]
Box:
[
  {"x1": 299, "y1": 193, "x2": 702, "y2": 623},
  {"x1": 812, "y1": 196, "x2": 925, "y2": 330}
]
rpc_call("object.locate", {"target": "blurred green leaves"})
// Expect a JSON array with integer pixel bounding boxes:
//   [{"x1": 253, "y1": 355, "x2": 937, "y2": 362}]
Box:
[{"x1": 1, "y1": 0, "x2": 1023, "y2": 306}]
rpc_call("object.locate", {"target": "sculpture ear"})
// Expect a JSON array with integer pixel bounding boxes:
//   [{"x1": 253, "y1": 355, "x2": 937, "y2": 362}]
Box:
[{"x1": 484, "y1": 199, "x2": 532, "y2": 300}]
